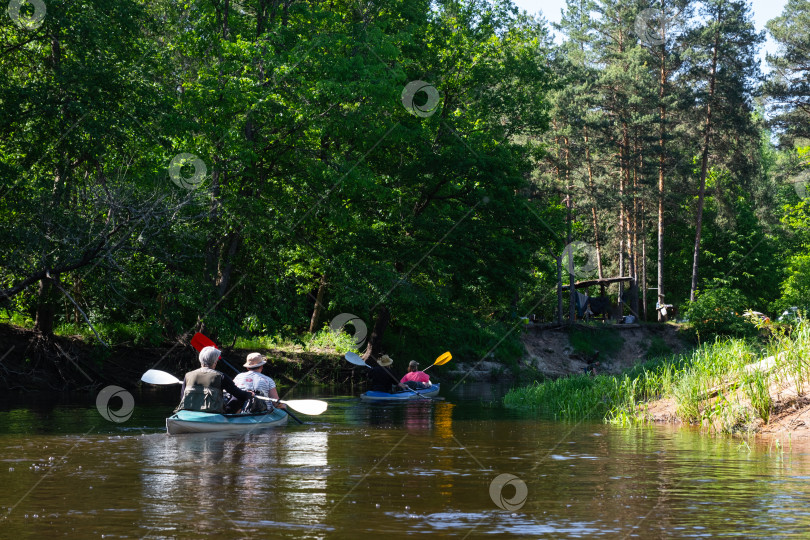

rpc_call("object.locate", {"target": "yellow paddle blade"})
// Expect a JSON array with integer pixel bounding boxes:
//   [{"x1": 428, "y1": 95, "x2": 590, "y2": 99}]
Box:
[{"x1": 433, "y1": 352, "x2": 452, "y2": 366}]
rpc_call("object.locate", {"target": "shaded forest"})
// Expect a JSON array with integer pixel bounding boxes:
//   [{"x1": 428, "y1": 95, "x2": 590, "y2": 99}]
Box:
[{"x1": 1, "y1": 0, "x2": 808, "y2": 366}]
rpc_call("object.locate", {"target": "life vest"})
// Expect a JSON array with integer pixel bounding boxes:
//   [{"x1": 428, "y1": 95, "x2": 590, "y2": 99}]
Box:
[{"x1": 176, "y1": 368, "x2": 224, "y2": 413}]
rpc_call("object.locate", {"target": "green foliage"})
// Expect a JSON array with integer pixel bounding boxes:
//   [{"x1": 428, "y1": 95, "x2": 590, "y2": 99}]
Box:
[
  {"x1": 0, "y1": 0, "x2": 806, "y2": 376},
  {"x1": 52, "y1": 322, "x2": 164, "y2": 347},
  {"x1": 503, "y1": 374, "x2": 636, "y2": 421},
  {"x1": 684, "y1": 288, "x2": 758, "y2": 338},
  {"x1": 306, "y1": 326, "x2": 360, "y2": 354},
  {"x1": 765, "y1": 0, "x2": 810, "y2": 142},
  {"x1": 0, "y1": 0, "x2": 559, "y2": 361},
  {"x1": 774, "y1": 254, "x2": 810, "y2": 313},
  {"x1": 235, "y1": 326, "x2": 360, "y2": 355},
  {"x1": 0, "y1": 309, "x2": 33, "y2": 329},
  {"x1": 503, "y1": 353, "x2": 684, "y2": 421}
]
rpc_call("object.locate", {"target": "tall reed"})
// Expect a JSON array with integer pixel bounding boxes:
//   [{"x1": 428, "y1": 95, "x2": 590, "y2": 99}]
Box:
[{"x1": 504, "y1": 320, "x2": 810, "y2": 434}]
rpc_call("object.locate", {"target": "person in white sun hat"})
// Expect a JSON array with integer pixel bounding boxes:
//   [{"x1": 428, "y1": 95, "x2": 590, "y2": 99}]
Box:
[
  {"x1": 368, "y1": 354, "x2": 408, "y2": 393},
  {"x1": 227, "y1": 352, "x2": 285, "y2": 413}
]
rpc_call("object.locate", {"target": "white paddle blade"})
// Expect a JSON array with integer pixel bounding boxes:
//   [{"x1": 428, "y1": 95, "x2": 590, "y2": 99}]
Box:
[
  {"x1": 141, "y1": 369, "x2": 183, "y2": 385},
  {"x1": 280, "y1": 399, "x2": 328, "y2": 415},
  {"x1": 344, "y1": 352, "x2": 368, "y2": 367},
  {"x1": 252, "y1": 396, "x2": 328, "y2": 415}
]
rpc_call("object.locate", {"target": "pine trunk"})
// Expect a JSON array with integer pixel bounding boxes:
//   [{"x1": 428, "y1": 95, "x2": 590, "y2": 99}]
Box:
[
  {"x1": 690, "y1": 21, "x2": 720, "y2": 302},
  {"x1": 565, "y1": 139, "x2": 576, "y2": 324},
  {"x1": 657, "y1": 0, "x2": 670, "y2": 320},
  {"x1": 584, "y1": 126, "x2": 604, "y2": 279},
  {"x1": 642, "y1": 200, "x2": 648, "y2": 321}
]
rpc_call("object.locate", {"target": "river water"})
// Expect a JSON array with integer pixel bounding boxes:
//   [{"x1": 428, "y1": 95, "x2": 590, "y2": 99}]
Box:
[{"x1": 2, "y1": 382, "x2": 810, "y2": 538}]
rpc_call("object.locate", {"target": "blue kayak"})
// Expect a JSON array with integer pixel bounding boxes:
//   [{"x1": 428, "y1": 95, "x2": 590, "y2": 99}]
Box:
[
  {"x1": 166, "y1": 409, "x2": 288, "y2": 435},
  {"x1": 360, "y1": 384, "x2": 440, "y2": 402}
]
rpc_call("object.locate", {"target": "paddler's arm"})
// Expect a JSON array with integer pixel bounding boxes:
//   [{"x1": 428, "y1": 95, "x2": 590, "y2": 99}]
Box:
[
  {"x1": 222, "y1": 374, "x2": 253, "y2": 401},
  {"x1": 268, "y1": 387, "x2": 285, "y2": 409}
]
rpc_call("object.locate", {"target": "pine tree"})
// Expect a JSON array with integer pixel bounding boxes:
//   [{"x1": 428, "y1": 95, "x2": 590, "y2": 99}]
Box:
[
  {"x1": 683, "y1": 0, "x2": 763, "y2": 301},
  {"x1": 765, "y1": 0, "x2": 810, "y2": 145}
]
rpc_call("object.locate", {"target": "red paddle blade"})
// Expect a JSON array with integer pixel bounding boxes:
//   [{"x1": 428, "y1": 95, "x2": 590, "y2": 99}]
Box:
[{"x1": 190, "y1": 332, "x2": 216, "y2": 352}]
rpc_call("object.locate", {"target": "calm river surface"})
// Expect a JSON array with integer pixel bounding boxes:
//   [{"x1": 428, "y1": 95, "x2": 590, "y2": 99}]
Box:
[{"x1": 2, "y1": 382, "x2": 810, "y2": 538}]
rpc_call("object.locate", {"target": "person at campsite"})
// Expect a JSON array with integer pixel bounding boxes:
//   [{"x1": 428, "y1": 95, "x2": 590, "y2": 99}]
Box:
[
  {"x1": 369, "y1": 354, "x2": 407, "y2": 393},
  {"x1": 400, "y1": 360, "x2": 431, "y2": 389},
  {"x1": 175, "y1": 346, "x2": 253, "y2": 414},
  {"x1": 228, "y1": 353, "x2": 285, "y2": 413},
  {"x1": 656, "y1": 294, "x2": 675, "y2": 322}
]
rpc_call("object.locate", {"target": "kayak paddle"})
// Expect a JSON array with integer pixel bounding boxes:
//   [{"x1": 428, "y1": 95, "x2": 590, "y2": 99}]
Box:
[
  {"x1": 140, "y1": 369, "x2": 328, "y2": 415},
  {"x1": 344, "y1": 352, "x2": 370, "y2": 367},
  {"x1": 422, "y1": 351, "x2": 452, "y2": 372},
  {"x1": 188, "y1": 332, "x2": 241, "y2": 374},
  {"x1": 190, "y1": 332, "x2": 216, "y2": 351}
]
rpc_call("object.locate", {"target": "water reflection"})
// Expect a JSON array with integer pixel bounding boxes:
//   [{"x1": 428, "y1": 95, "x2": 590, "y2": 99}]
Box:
[
  {"x1": 138, "y1": 428, "x2": 332, "y2": 537},
  {"x1": 7, "y1": 385, "x2": 810, "y2": 538},
  {"x1": 345, "y1": 400, "x2": 456, "y2": 436},
  {"x1": 279, "y1": 431, "x2": 329, "y2": 526}
]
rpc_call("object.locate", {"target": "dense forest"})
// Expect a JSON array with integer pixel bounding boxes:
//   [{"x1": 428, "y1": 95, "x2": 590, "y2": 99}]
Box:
[{"x1": 1, "y1": 0, "x2": 808, "y2": 364}]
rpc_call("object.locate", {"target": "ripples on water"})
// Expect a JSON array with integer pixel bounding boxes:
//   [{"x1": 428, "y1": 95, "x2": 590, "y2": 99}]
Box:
[{"x1": 2, "y1": 384, "x2": 810, "y2": 538}]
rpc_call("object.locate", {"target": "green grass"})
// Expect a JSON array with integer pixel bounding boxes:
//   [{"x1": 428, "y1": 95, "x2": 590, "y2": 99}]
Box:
[
  {"x1": 234, "y1": 325, "x2": 359, "y2": 354},
  {"x1": 645, "y1": 335, "x2": 672, "y2": 359},
  {"x1": 568, "y1": 326, "x2": 624, "y2": 358},
  {"x1": 504, "y1": 320, "x2": 810, "y2": 434},
  {"x1": 0, "y1": 307, "x2": 359, "y2": 354},
  {"x1": 0, "y1": 309, "x2": 34, "y2": 329}
]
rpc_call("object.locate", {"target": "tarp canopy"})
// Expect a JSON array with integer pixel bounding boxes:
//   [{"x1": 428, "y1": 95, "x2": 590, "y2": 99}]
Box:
[{"x1": 561, "y1": 277, "x2": 633, "y2": 291}]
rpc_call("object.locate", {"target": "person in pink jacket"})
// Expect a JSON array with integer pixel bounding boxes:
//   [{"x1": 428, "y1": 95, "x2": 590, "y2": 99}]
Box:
[{"x1": 400, "y1": 360, "x2": 431, "y2": 390}]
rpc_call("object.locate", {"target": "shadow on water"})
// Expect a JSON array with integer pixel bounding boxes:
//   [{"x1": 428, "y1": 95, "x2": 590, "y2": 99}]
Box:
[{"x1": 3, "y1": 383, "x2": 810, "y2": 538}]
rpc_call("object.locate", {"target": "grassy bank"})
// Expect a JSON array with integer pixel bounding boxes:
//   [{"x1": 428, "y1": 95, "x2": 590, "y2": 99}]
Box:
[
  {"x1": 0, "y1": 308, "x2": 361, "y2": 355},
  {"x1": 504, "y1": 321, "x2": 810, "y2": 434}
]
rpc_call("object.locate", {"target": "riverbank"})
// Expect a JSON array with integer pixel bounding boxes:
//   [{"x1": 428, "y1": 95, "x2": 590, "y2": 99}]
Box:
[
  {"x1": 445, "y1": 322, "x2": 690, "y2": 381},
  {"x1": 0, "y1": 323, "x2": 359, "y2": 392},
  {"x1": 0, "y1": 320, "x2": 692, "y2": 390},
  {"x1": 504, "y1": 321, "x2": 810, "y2": 440}
]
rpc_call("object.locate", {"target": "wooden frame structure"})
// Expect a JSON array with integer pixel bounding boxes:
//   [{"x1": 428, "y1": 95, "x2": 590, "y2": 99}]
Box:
[{"x1": 562, "y1": 276, "x2": 633, "y2": 297}]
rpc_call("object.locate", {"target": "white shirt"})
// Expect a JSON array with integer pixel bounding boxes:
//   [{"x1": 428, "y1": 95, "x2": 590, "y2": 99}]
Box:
[{"x1": 233, "y1": 370, "x2": 276, "y2": 397}]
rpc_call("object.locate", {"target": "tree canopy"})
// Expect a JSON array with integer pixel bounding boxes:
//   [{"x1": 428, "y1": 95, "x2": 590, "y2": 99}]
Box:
[{"x1": 1, "y1": 0, "x2": 808, "y2": 362}]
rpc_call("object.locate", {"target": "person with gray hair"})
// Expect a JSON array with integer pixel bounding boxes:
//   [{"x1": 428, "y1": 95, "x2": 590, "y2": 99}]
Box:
[{"x1": 175, "y1": 346, "x2": 254, "y2": 413}]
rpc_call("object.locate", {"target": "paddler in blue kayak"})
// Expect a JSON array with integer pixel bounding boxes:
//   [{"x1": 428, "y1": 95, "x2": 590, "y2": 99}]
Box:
[
  {"x1": 369, "y1": 354, "x2": 408, "y2": 393},
  {"x1": 175, "y1": 346, "x2": 254, "y2": 413},
  {"x1": 400, "y1": 360, "x2": 431, "y2": 389}
]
